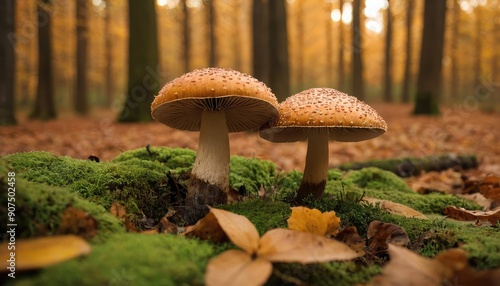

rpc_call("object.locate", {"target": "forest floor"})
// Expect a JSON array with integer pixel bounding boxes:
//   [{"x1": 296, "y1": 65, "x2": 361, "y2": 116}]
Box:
[{"x1": 1, "y1": 103, "x2": 499, "y2": 175}]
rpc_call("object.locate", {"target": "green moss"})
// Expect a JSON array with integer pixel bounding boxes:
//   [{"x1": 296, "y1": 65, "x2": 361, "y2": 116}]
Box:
[
  {"x1": 221, "y1": 199, "x2": 290, "y2": 235},
  {"x1": 0, "y1": 159, "x2": 123, "y2": 241},
  {"x1": 344, "y1": 167, "x2": 413, "y2": 193},
  {"x1": 229, "y1": 156, "x2": 276, "y2": 195},
  {"x1": 13, "y1": 233, "x2": 213, "y2": 286}
]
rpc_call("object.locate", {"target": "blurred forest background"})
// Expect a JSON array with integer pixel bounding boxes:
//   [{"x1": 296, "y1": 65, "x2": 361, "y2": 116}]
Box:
[{"x1": 1, "y1": 0, "x2": 500, "y2": 125}]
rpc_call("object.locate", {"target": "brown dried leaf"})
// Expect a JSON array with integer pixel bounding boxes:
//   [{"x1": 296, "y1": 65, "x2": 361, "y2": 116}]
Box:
[
  {"x1": 57, "y1": 207, "x2": 98, "y2": 239},
  {"x1": 335, "y1": 226, "x2": 366, "y2": 257},
  {"x1": 257, "y1": 228, "x2": 361, "y2": 263},
  {"x1": 182, "y1": 212, "x2": 229, "y2": 243},
  {"x1": 370, "y1": 245, "x2": 500, "y2": 286},
  {"x1": 205, "y1": 250, "x2": 272, "y2": 286},
  {"x1": 407, "y1": 169, "x2": 462, "y2": 194},
  {"x1": 363, "y1": 197, "x2": 428, "y2": 219},
  {"x1": 367, "y1": 221, "x2": 409, "y2": 252},
  {"x1": 443, "y1": 206, "x2": 500, "y2": 225},
  {"x1": 209, "y1": 207, "x2": 260, "y2": 254},
  {"x1": 287, "y1": 207, "x2": 341, "y2": 236},
  {"x1": 109, "y1": 202, "x2": 137, "y2": 232},
  {"x1": 158, "y1": 216, "x2": 178, "y2": 234},
  {"x1": 0, "y1": 235, "x2": 91, "y2": 271},
  {"x1": 369, "y1": 244, "x2": 453, "y2": 286},
  {"x1": 457, "y1": 193, "x2": 493, "y2": 210}
]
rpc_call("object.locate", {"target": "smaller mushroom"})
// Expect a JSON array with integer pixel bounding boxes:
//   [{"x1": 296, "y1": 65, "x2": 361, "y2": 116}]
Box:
[{"x1": 259, "y1": 88, "x2": 387, "y2": 203}]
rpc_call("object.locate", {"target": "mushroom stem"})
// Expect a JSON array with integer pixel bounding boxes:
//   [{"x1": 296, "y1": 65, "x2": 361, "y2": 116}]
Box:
[
  {"x1": 296, "y1": 130, "x2": 329, "y2": 203},
  {"x1": 185, "y1": 110, "x2": 229, "y2": 224}
]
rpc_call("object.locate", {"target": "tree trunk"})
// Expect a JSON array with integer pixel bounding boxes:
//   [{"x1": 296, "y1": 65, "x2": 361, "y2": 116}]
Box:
[
  {"x1": 268, "y1": 0, "x2": 290, "y2": 101},
  {"x1": 182, "y1": 0, "x2": 190, "y2": 73},
  {"x1": 207, "y1": 0, "x2": 216, "y2": 67},
  {"x1": 296, "y1": 0, "x2": 304, "y2": 90},
  {"x1": 401, "y1": 0, "x2": 414, "y2": 103},
  {"x1": 105, "y1": 0, "x2": 114, "y2": 106},
  {"x1": 75, "y1": 0, "x2": 89, "y2": 115},
  {"x1": 0, "y1": 0, "x2": 16, "y2": 125},
  {"x1": 232, "y1": 0, "x2": 242, "y2": 71},
  {"x1": 448, "y1": 0, "x2": 458, "y2": 100},
  {"x1": 492, "y1": 7, "x2": 500, "y2": 111},
  {"x1": 31, "y1": 0, "x2": 56, "y2": 120},
  {"x1": 383, "y1": 0, "x2": 392, "y2": 102},
  {"x1": 413, "y1": 0, "x2": 446, "y2": 115},
  {"x1": 337, "y1": 0, "x2": 344, "y2": 90},
  {"x1": 325, "y1": 2, "x2": 333, "y2": 86},
  {"x1": 119, "y1": 0, "x2": 159, "y2": 122},
  {"x1": 252, "y1": 0, "x2": 269, "y2": 84},
  {"x1": 351, "y1": 0, "x2": 364, "y2": 100},
  {"x1": 473, "y1": 6, "x2": 482, "y2": 89}
]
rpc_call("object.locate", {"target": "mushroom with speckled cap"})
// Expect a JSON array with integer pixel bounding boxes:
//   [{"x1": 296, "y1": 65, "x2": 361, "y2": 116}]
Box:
[
  {"x1": 259, "y1": 88, "x2": 387, "y2": 203},
  {"x1": 151, "y1": 67, "x2": 278, "y2": 224}
]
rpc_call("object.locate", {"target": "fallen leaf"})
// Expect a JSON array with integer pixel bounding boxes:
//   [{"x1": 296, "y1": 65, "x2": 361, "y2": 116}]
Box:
[
  {"x1": 110, "y1": 202, "x2": 137, "y2": 232},
  {"x1": 363, "y1": 197, "x2": 428, "y2": 219},
  {"x1": 257, "y1": 228, "x2": 361, "y2": 263},
  {"x1": 370, "y1": 245, "x2": 500, "y2": 286},
  {"x1": 208, "y1": 207, "x2": 260, "y2": 254},
  {"x1": 443, "y1": 206, "x2": 500, "y2": 225},
  {"x1": 0, "y1": 235, "x2": 91, "y2": 272},
  {"x1": 57, "y1": 207, "x2": 98, "y2": 239},
  {"x1": 335, "y1": 226, "x2": 366, "y2": 256},
  {"x1": 205, "y1": 250, "x2": 272, "y2": 286},
  {"x1": 369, "y1": 244, "x2": 454, "y2": 285},
  {"x1": 457, "y1": 193, "x2": 493, "y2": 210},
  {"x1": 367, "y1": 221, "x2": 409, "y2": 253},
  {"x1": 158, "y1": 216, "x2": 178, "y2": 234},
  {"x1": 407, "y1": 169, "x2": 463, "y2": 194},
  {"x1": 287, "y1": 207, "x2": 341, "y2": 236},
  {"x1": 182, "y1": 212, "x2": 229, "y2": 243}
]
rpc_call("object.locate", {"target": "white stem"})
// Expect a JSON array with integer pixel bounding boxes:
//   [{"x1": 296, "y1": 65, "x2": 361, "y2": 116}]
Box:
[
  {"x1": 191, "y1": 110, "x2": 230, "y2": 192},
  {"x1": 302, "y1": 131, "x2": 329, "y2": 185}
]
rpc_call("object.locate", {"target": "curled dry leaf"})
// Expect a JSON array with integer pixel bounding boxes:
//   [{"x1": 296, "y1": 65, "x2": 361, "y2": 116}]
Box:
[
  {"x1": 367, "y1": 221, "x2": 409, "y2": 253},
  {"x1": 406, "y1": 169, "x2": 463, "y2": 194},
  {"x1": 257, "y1": 228, "x2": 362, "y2": 263},
  {"x1": 370, "y1": 244, "x2": 500, "y2": 286},
  {"x1": 158, "y1": 216, "x2": 178, "y2": 234},
  {"x1": 110, "y1": 201, "x2": 137, "y2": 232},
  {"x1": 335, "y1": 226, "x2": 366, "y2": 256},
  {"x1": 457, "y1": 193, "x2": 493, "y2": 210},
  {"x1": 287, "y1": 207, "x2": 341, "y2": 237},
  {"x1": 363, "y1": 197, "x2": 428, "y2": 219},
  {"x1": 0, "y1": 235, "x2": 91, "y2": 272},
  {"x1": 443, "y1": 206, "x2": 500, "y2": 225},
  {"x1": 205, "y1": 250, "x2": 272, "y2": 286},
  {"x1": 182, "y1": 212, "x2": 229, "y2": 243}
]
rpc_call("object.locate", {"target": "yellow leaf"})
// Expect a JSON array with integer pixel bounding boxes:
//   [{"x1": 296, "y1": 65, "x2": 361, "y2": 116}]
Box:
[
  {"x1": 287, "y1": 207, "x2": 341, "y2": 236},
  {"x1": 208, "y1": 207, "x2": 260, "y2": 254},
  {"x1": 257, "y1": 228, "x2": 361, "y2": 263},
  {"x1": 363, "y1": 197, "x2": 428, "y2": 219},
  {"x1": 0, "y1": 235, "x2": 91, "y2": 272},
  {"x1": 205, "y1": 249, "x2": 272, "y2": 286}
]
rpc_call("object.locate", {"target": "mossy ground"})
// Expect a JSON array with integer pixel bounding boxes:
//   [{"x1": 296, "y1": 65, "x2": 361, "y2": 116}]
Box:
[{"x1": 1, "y1": 147, "x2": 498, "y2": 285}]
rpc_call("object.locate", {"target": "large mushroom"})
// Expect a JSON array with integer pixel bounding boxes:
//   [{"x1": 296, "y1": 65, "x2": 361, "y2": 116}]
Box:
[
  {"x1": 151, "y1": 67, "x2": 278, "y2": 224},
  {"x1": 259, "y1": 88, "x2": 387, "y2": 203}
]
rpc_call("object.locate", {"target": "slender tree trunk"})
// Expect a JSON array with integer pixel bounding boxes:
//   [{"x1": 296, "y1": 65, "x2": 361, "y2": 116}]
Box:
[
  {"x1": 401, "y1": 0, "x2": 414, "y2": 103},
  {"x1": 351, "y1": 0, "x2": 364, "y2": 100},
  {"x1": 383, "y1": 0, "x2": 392, "y2": 102},
  {"x1": 0, "y1": 0, "x2": 16, "y2": 125},
  {"x1": 337, "y1": 0, "x2": 344, "y2": 90},
  {"x1": 449, "y1": 0, "x2": 458, "y2": 100},
  {"x1": 269, "y1": 0, "x2": 290, "y2": 101},
  {"x1": 104, "y1": 0, "x2": 114, "y2": 106},
  {"x1": 31, "y1": 0, "x2": 56, "y2": 120},
  {"x1": 474, "y1": 6, "x2": 482, "y2": 89},
  {"x1": 75, "y1": 0, "x2": 88, "y2": 115},
  {"x1": 492, "y1": 8, "x2": 500, "y2": 111},
  {"x1": 325, "y1": 2, "x2": 333, "y2": 86},
  {"x1": 182, "y1": 0, "x2": 190, "y2": 73},
  {"x1": 232, "y1": 0, "x2": 242, "y2": 71},
  {"x1": 119, "y1": 0, "x2": 159, "y2": 122},
  {"x1": 207, "y1": 0, "x2": 216, "y2": 67},
  {"x1": 413, "y1": 0, "x2": 446, "y2": 115},
  {"x1": 296, "y1": 0, "x2": 304, "y2": 90},
  {"x1": 252, "y1": 0, "x2": 270, "y2": 84}
]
